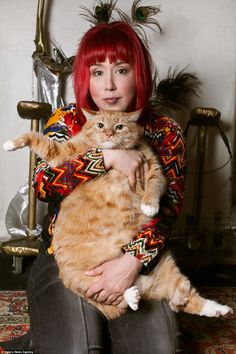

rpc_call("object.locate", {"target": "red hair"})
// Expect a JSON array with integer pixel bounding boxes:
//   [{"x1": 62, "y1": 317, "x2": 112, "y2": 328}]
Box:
[{"x1": 73, "y1": 22, "x2": 153, "y2": 121}]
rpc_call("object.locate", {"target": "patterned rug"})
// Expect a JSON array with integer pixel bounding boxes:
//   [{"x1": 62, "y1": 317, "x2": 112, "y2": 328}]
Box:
[
  {"x1": 0, "y1": 288, "x2": 235, "y2": 353},
  {"x1": 0, "y1": 291, "x2": 29, "y2": 353},
  {"x1": 178, "y1": 287, "x2": 236, "y2": 353}
]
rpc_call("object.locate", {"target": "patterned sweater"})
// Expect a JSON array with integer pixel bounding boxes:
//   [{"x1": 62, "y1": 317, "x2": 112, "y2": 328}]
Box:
[{"x1": 33, "y1": 103, "x2": 186, "y2": 272}]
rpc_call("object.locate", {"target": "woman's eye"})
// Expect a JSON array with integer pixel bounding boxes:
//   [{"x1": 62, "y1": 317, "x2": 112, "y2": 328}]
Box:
[
  {"x1": 115, "y1": 124, "x2": 124, "y2": 130},
  {"x1": 116, "y1": 68, "x2": 127, "y2": 75},
  {"x1": 97, "y1": 122, "x2": 104, "y2": 128},
  {"x1": 92, "y1": 70, "x2": 103, "y2": 76}
]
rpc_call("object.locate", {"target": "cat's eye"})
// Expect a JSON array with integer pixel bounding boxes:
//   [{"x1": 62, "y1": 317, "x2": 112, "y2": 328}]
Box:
[
  {"x1": 97, "y1": 122, "x2": 104, "y2": 128},
  {"x1": 115, "y1": 124, "x2": 124, "y2": 130}
]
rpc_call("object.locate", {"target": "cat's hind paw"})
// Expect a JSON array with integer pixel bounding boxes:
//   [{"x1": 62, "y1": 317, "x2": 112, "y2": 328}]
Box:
[
  {"x1": 124, "y1": 286, "x2": 141, "y2": 311},
  {"x1": 3, "y1": 140, "x2": 16, "y2": 151},
  {"x1": 169, "y1": 279, "x2": 191, "y2": 311},
  {"x1": 141, "y1": 203, "x2": 159, "y2": 217},
  {"x1": 200, "y1": 299, "x2": 233, "y2": 317}
]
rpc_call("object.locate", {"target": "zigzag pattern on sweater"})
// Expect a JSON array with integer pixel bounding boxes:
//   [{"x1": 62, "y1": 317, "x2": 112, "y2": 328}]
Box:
[{"x1": 33, "y1": 104, "x2": 186, "y2": 267}]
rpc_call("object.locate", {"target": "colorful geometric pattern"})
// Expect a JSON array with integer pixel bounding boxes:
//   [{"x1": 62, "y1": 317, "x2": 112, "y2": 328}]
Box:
[
  {"x1": 123, "y1": 114, "x2": 186, "y2": 268},
  {"x1": 33, "y1": 105, "x2": 106, "y2": 203},
  {"x1": 33, "y1": 104, "x2": 187, "y2": 269}
]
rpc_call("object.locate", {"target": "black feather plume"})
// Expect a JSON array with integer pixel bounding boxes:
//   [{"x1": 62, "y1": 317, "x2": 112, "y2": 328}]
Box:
[
  {"x1": 80, "y1": 0, "x2": 117, "y2": 24},
  {"x1": 150, "y1": 67, "x2": 201, "y2": 112}
]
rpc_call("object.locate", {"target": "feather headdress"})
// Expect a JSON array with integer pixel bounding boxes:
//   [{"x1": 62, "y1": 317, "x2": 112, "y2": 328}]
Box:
[
  {"x1": 80, "y1": 0, "x2": 117, "y2": 25},
  {"x1": 79, "y1": 0, "x2": 162, "y2": 46}
]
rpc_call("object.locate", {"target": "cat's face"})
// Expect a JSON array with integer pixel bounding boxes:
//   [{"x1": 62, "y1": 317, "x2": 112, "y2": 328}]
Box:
[{"x1": 81, "y1": 109, "x2": 143, "y2": 149}]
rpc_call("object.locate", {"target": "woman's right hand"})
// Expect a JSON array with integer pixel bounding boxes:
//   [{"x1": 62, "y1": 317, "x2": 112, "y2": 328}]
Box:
[{"x1": 102, "y1": 149, "x2": 148, "y2": 189}]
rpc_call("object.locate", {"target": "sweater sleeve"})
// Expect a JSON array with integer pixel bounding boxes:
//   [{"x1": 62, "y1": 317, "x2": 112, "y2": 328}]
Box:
[
  {"x1": 122, "y1": 116, "x2": 187, "y2": 272},
  {"x1": 33, "y1": 105, "x2": 106, "y2": 203}
]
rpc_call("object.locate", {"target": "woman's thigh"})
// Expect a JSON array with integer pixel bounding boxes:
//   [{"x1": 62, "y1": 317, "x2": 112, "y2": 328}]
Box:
[
  {"x1": 108, "y1": 300, "x2": 184, "y2": 354},
  {"x1": 27, "y1": 254, "x2": 109, "y2": 354}
]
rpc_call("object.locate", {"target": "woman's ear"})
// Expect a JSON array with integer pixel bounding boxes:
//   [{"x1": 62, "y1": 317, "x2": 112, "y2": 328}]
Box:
[
  {"x1": 80, "y1": 108, "x2": 97, "y2": 121},
  {"x1": 126, "y1": 109, "x2": 143, "y2": 122}
]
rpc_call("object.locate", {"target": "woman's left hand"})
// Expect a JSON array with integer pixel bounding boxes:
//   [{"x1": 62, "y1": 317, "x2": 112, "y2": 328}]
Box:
[
  {"x1": 102, "y1": 148, "x2": 148, "y2": 190},
  {"x1": 85, "y1": 253, "x2": 142, "y2": 305}
]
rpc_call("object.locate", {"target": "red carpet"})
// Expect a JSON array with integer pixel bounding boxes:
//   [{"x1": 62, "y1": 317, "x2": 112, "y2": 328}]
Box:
[
  {"x1": 178, "y1": 287, "x2": 236, "y2": 353},
  {"x1": 0, "y1": 288, "x2": 235, "y2": 353},
  {"x1": 0, "y1": 291, "x2": 29, "y2": 353}
]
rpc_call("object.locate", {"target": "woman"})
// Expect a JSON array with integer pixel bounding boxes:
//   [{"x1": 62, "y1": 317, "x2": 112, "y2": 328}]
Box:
[{"x1": 10, "y1": 22, "x2": 186, "y2": 353}]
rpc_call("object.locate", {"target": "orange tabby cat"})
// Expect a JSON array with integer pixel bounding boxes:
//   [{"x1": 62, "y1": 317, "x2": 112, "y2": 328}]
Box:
[{"x1": 3, "y1": 109, "x2": 233, "y2": 320}]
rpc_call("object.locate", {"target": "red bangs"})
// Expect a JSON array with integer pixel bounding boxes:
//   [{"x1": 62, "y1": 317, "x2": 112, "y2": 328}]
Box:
[{"x1": 82, "y1": 30, "x2": 134, "y2": 66}]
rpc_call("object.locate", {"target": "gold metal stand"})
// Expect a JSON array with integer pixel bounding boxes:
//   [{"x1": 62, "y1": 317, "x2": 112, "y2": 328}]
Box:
[
  {"x1": 0, "y1": 101, "x2": 51, "y2": 273},
  {"x1": 1, "y1": 0, "x2": 70, "y2": 273}
]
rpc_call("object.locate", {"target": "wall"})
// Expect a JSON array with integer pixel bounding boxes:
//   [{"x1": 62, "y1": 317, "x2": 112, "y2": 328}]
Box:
[{"x1": 1, "y1": 0, "x2": 236, "y2": 240}]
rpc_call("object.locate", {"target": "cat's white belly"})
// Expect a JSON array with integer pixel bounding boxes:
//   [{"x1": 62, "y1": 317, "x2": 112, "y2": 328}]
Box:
[{"x1": 53, "y1": 170, "x2": 149, "y2": 273}]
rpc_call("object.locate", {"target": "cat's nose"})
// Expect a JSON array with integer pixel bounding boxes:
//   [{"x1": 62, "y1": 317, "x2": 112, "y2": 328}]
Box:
[{"x1": 104, "y1": 130, "x2": 113, "y2": 138}]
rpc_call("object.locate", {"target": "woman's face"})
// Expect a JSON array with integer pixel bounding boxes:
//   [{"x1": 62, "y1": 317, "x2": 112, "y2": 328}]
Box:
[{"x1": 89, "y1": 58, "x2": 136, "y2": 112}]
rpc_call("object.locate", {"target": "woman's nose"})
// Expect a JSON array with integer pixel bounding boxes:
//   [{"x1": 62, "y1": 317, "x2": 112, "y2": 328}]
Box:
[{"x1": 105, "y1": 73, "x2": 116, "y2": 91}]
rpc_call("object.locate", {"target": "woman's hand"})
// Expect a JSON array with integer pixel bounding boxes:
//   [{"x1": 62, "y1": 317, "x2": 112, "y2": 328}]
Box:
[
  {"x1": 102, "y1": 149, "x2": 148, "y2": 189},
  {"x1": 85, "y1": 253, "x2": 142, "y2": 305}
]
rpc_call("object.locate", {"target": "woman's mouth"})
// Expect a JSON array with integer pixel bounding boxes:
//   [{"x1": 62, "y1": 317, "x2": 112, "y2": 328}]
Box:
[{"x1": 104, "y1": 97, "x2": 120, "y2": 105}]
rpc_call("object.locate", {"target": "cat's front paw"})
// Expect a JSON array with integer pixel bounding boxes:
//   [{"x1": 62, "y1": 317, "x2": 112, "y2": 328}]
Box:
[
  {"x1": 200, "y1": 299, "x2": 233, "y2": 317},
  {"x1": 124, "y1": 286, "x2": 141, "y2": 311},
  {"x1": 3, "y1": 140, "x2": 16, "y2": 151},
  {"x1": 141, "y1": 203, "x2": 159, "y2": 217}
]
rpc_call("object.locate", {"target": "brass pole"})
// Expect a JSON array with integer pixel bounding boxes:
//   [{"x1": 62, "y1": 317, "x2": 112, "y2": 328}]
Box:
[
  {"x1": 17, "y1": 100, "x2": 52, "y2": 240},
  {"x1": 0, "y1": 0, "x2": 51, "y2": 262},
  {"x1": 27, "y1": 119, "x2": 39, "y2": 238},
  {"x1": 34, "y1": 0, "x2": 46, "y2": 55}
]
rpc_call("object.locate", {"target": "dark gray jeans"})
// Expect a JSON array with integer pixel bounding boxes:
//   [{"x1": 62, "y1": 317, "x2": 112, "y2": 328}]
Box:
[{"x1": 6, "y1": 253, "x2": 184, "y2": 353}]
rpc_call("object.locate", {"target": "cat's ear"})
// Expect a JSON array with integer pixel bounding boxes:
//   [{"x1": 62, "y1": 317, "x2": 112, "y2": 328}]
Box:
[
  {"x1": 126, "y1": 109, "x2": 142, "y2": 122},
  {"x1": 81, "y1": 108, "x2": 97, "y2": 121}
]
